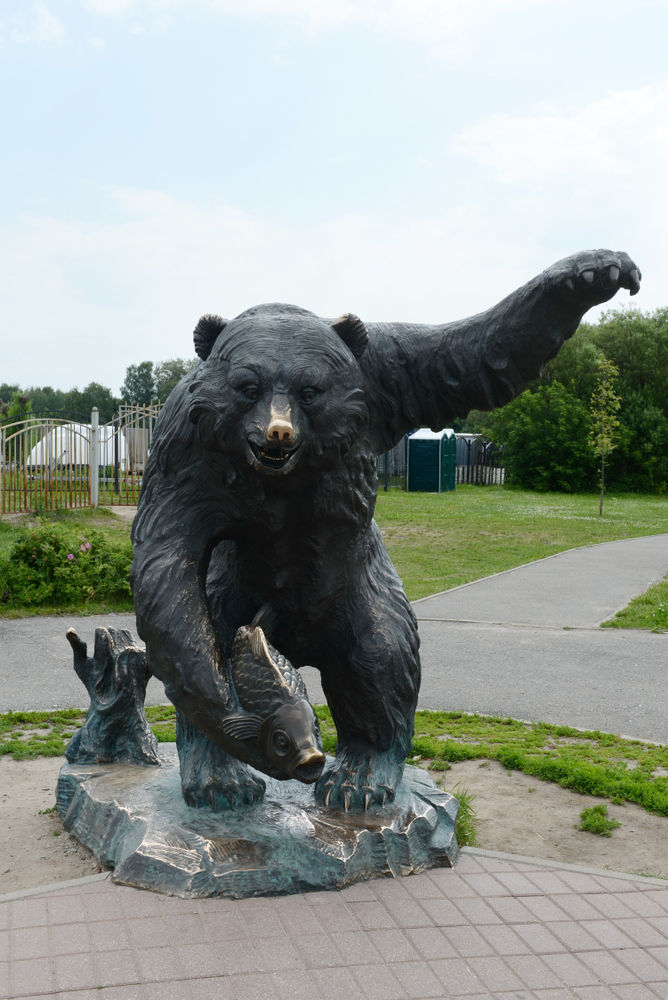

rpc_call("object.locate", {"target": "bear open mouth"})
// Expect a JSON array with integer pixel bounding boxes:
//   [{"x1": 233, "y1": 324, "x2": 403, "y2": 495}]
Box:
[{"x1": 250, "y1": 442, "x2": 302, "y2": 471}]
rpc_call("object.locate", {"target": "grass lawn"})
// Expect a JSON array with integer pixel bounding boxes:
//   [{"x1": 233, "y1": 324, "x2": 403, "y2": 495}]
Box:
[
  {"x1": 4, "y1": 705, "x2": 668, "y2": 820},
  {"x1": 602, "y1": 573, "x2": 668, "y2": 633},
  {"x1": 375, "y1": 486, "x2": 668, "y2": 600}
]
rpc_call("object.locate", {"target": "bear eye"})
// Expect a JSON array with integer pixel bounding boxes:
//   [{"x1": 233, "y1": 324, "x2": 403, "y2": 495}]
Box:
[
  {"x1": 299, "y1": 387, "x2": 319, "y2": 404},
  {"x1": 241, "y1": 386, "x2": 260, "y2": 401}
]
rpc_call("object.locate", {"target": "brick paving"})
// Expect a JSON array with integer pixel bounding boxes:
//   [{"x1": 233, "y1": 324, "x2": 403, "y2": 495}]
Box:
[{"x1": 1, "y1": 852, "x2": 668, "y2": 999}]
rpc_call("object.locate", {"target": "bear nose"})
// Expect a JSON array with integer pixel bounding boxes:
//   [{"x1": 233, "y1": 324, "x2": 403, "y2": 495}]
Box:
[{"x1": 267, "y1": 415, "x2": 293, "y2": 445}]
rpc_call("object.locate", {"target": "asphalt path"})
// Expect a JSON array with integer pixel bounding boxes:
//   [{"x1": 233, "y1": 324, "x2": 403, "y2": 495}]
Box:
[{"x1": 1, "y1": 535, "x2": 666, "y2": 740}]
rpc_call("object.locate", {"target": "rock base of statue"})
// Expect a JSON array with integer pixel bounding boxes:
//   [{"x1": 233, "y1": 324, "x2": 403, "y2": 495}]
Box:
[{"x1": 56, "y1": 746, "x2": 459, "y2": 899}]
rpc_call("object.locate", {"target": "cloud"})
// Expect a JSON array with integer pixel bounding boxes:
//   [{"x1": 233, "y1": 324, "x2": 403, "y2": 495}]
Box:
[
  {"x1": 77, "y1": 0, "x2": 557, "y2": 52},
  {"x1": 0, "y1": 1, "x2": 65, "y2": 45},
  {"x1": 453, "y1": 85, "x2": 668, "y2": 187},
  {"x1": 0, "y1": 186, "x2": 534, "y2": 391},
  {"x1": 446, "y1": 85, "x2": 668, "y2": 325}
]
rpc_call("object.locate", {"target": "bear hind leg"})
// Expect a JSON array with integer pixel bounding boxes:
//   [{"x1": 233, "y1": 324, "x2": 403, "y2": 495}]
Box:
[{"x1": 314, "y1": 544, "x2": 420, "y2": 811}]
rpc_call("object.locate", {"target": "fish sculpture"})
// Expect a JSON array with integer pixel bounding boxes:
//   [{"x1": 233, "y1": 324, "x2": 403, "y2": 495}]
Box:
[{"x1": 222, "y1": 610, "x2": 326, "y2": 784}]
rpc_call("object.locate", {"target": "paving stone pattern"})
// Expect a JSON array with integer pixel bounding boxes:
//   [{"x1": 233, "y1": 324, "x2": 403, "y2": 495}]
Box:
[{"x1": 2, "y1": 854, "x2": 668, "y2": 999}]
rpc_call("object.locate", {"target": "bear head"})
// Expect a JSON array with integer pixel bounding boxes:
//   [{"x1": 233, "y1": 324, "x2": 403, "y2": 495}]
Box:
[{"x1": 188, "y1": 303, "x2": 369, "y2": 476}]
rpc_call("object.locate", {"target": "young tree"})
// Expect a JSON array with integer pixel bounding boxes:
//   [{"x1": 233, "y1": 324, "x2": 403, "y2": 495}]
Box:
[
  {"x1": 120, "y1": 362, "x2": 155, "y2": 405},
  {"x1": 589, "y1": 356, "x2": 621, "y2": 516}
]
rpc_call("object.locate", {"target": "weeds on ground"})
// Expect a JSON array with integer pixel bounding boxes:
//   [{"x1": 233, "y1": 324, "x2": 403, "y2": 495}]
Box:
[
  {"x1": 315, "y1": 707, "x2": 668, "y2": 817},
  {"x1": 0, "y1": 709, "x2": 85, "y2": 759},
  {"x1": 577, "y1": 804, "x2": 621, "y2": 837},
  {"x1": 602, "y1": 573, "x2": 668, "y2": 633},
  {"x1": 448, "y1": 782, "x2": 478, "y2": 846},
  {"x1": 4, "y1": 705, "x2": 668, "y2": 821}
]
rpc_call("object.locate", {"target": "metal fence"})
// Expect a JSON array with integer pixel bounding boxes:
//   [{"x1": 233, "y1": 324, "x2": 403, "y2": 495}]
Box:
[
  {"x1": 455, "y1": 435, "x2": 506, "y2": 485},
  {"x1": 0, "y1": 412, "x2": 93, "y2": 513},
  {"x1": 377, "y1": 438, "x2": 408, "y2": 490},
  {"x1": 95, "y1": 404, "x2": 162, "y2": 506},
  {"x1": 0, "y1": 404, "x2": 162, "y2": 514}
]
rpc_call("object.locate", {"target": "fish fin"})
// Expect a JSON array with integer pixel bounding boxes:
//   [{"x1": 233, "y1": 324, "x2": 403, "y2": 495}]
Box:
[
  {"x1": 221, "y1": 713, "x2": 262, "y2": 741},
  {"x1": 250, "y1": 603, "x2": 277, "y2": 639},
  {"x1": 250, "y1": 626, "x2": 277, "y2": 669}
]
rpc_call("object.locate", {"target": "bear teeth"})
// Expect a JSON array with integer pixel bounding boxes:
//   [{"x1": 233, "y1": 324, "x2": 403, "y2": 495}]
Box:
[{"x1": 251, "y1": 442, "x2": 300, "y2": 470}]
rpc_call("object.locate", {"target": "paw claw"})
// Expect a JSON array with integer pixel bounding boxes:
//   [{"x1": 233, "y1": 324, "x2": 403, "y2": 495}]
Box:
[
  {"x1": 363, "y1": 791, "x2": 371, "y2": 812},
  {"x1": 582, "y1": 270, "x2": 595, "y2": 284},
  {"x1": 343, "y1": 788, "x2": 352, "y2": 812},
  {"x1": 608, "y1": 265, "x2": 620, "y2": 283},
  {"x1": 324, "y1": 786, "x2": 332, "y2": 808}
]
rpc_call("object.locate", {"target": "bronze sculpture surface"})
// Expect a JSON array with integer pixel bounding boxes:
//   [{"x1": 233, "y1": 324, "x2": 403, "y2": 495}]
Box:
[
  {"x1": 57, "y1": 250, "x2": 640, "y2": 897},
  {"x1": 130, "y1": 250, "x2": 640, "y2": 812}
]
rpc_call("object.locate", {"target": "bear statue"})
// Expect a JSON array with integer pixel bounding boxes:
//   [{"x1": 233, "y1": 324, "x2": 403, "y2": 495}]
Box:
[{"x1": 131, "y1": 249, "x2": 640, "y2": 812}]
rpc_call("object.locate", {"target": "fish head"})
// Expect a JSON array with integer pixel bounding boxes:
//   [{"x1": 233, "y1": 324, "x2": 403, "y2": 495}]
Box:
[{"x1": 259, "y1": 701, "x2": 326, "y2": 783}]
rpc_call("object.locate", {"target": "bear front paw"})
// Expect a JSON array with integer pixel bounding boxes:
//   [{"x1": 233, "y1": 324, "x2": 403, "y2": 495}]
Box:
[
  {"x1": 546, "y1": 249, "x2": 641, "y2": 305},
  {"x1": 181, "y1": 758, "x2": 266, "y2": 812},
  {"x1": 315, "y1": 746, "x2": 404, "y2": 812},
  {"x1": 175, "y1": 708, "x2": 266, "y2": 811}
]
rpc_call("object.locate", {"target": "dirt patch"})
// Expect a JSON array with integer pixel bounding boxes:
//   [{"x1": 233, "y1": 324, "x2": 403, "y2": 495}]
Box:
[
  {"x1": 1, "y1": 755, "x2": 667, "y2": 896},
  {"x1": 0, "y1": 756, "x2": 100, "y2": 896},
  {"x1": 441, "y1": 759, "x2": 668, "y2": 878}
]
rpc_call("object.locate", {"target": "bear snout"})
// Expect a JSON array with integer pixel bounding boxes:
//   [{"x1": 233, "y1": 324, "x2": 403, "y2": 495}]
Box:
[{"x1": 267, "y1": 412, "x2": 294, "y2": 446}]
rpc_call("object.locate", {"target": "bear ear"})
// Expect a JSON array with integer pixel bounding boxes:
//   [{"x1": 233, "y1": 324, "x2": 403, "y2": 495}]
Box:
[
  {"x1": 331, "y1": 312, "x2": 368, "y2": 361},
  {"x1": 193, "y1": 314, "x2": 227, "y2": 360}
]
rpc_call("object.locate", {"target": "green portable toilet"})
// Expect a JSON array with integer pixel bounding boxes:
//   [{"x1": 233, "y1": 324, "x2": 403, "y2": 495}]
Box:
[{"x1": 407, "y1": 428, "x2": 456, "y2": 492}]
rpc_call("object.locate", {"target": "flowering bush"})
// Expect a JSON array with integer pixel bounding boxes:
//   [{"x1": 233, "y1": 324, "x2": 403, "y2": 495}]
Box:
[{"x1": 0, "y1": 524, "x2": 132, "y2": 608}]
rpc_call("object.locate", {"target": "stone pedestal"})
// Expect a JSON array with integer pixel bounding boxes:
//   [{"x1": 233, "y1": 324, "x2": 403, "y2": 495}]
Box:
[{"x1": 57, "y1": 746, "x2": 459, "y2": 898}]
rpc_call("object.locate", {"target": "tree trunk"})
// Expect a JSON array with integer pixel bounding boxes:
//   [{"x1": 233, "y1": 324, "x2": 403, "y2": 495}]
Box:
[{"x1": 599, "y1": 453, "x2": 605, "y2": 516}]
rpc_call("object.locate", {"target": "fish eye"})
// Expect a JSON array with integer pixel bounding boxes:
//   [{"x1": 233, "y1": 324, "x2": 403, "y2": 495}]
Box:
[{"x1": 272, "y1": 730, "x2": 291, "y2": 755}]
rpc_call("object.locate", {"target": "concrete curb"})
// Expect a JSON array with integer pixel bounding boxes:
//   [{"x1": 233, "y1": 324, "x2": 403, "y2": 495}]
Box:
[
  {"x1": 2, "y1": 849, "x2": 666, "y2": 904},
  {"x1": 0, "y1": 872, "x2": 110, "y2": 904},
  {"x1": 461, "y1": 847, "x2": 668, "y2": 887}
]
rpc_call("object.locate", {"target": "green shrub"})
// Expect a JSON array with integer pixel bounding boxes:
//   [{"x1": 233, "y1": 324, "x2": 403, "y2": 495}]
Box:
[
  {"x1": 577, "y1": 803, "x2": 621, "y2": 837},
  {"x1": 0, "y1": 523, "x2": 132, "y2": 608},
  {"x1": 490, "y1": 383, "x2": 596, "y2": 492}
]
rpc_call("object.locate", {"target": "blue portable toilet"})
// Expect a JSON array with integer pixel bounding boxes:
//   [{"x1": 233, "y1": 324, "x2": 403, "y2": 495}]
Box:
[{"x1": 407, "y1": 428, "x2": 456, "y2": 492}]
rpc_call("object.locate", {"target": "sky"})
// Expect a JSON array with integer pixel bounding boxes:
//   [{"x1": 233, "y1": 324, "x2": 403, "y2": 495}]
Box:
[{"x1": 1, "y1": 0, "x2": 667, "y2": 394}]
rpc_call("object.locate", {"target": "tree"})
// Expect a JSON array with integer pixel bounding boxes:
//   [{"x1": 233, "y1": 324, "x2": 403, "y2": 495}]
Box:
[
  {"x1": 25, "y1": 386, "x2": 67, "y2": 413},
  {"x1": 120, "y1": 362, "x2": 155, "y2": 405},
  {"x1": 63, "y1": 383, "x2": 118, "y2": 423},
  {"x1": 490, "y1": 383, "x2": 595, "y2": 493},
  {"x1": 515, "y1": 307, "x2": 668, "y2": 492},
  {"x1": 0, "y1": 391, "x2": 32, "y2": 421},
  {"x1": 154, "y1": 358, "x2": 198, "y2": 400},
  {"x1": 589, "y1": 357, "x2": 621, "y2": 516}
]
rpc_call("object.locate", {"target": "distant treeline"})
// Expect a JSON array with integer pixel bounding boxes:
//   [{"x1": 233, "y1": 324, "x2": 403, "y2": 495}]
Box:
[{"x1": 0, "y1": 357, "x2": 198, "y2": 424}]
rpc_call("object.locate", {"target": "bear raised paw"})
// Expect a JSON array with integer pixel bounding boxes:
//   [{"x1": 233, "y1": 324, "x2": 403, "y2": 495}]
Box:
[{"x1": 131, "y1": 250, "x2": 640, "y2": 811}]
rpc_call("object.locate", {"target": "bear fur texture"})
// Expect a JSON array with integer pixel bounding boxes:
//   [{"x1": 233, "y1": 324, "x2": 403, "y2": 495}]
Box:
[{"x1": 131, "y1": 249, "x2": 640, "y2": 811}]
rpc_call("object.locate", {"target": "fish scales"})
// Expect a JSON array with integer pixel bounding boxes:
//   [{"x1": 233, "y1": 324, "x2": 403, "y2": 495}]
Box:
[{"x1": 231, "y1": 626, "x2": 306, "y2": 718}]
